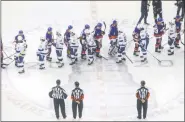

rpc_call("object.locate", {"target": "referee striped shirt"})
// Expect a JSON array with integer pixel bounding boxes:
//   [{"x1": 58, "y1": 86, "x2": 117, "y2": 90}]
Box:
[
  {"x1": 136, "y1": 87, "x2": 150, "y2": 100},
  {"x1": 71, "y1": 88, "x2": 84, "y2": 101},
  {"x1": 51, "y1": 86, "x2": 67, "y2": 99}
]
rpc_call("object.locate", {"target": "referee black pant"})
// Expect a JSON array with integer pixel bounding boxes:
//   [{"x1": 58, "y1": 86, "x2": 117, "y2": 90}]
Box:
[
  {"x1": 72, "y1": 101, "x2": 83, "y2": 119},
  {"x1": 137, "y1": 11, "x2": 148, "y2": 24},
  {"x1": 53, "y1": 98, "x2": 66, "y2": 119},
  {"x1": 137, "y1": 99, "x2": 148, "y2": 119}
]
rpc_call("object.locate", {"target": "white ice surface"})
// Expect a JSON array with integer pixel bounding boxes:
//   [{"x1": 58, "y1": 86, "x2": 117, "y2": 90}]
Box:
[{"x1": 1, "y1": 1, "x2": 184, "y2": 121}]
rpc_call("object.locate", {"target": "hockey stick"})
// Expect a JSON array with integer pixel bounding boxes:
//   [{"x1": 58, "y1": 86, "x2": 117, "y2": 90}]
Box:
[
  {"x1": 3, "y1": 52, "x2": 16, "y2": 60},
  {"x1": 103, "y1": 21, "x2": 106, "y2": 32},
  {"x1": 3, "y1": 51, "x2": 13, "y2": 60},
  {"x1": 125, "y1": 54, "x2": 133, "y2": 64},
  {"x1": 101, "y1": 55, "x2": 108, "y2": 60},
  {"x1": 139, "y1": 45, "x2": 173, "y2": 67}
]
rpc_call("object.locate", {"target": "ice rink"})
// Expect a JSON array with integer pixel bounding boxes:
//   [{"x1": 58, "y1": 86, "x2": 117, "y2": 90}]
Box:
[{"x1": 1, "y1": 1, "x2": 184, "y2": 121}]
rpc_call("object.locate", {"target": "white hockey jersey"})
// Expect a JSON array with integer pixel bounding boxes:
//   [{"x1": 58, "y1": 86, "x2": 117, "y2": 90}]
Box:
[
  {"x1": 37, "y1": 41, "x2": 48, "y2": 56},
  {"x1": 117, "y1": 32, "x2": 127, "y2": 47},
  {"x1": 15, "y1": 41, "x2": 27, "y2": 57},
  {"x1": 69, "y1": 34, "x2": 79, "y2": 49},
  {"x1": 87, "y1": 35, "x2": 96, "y2": 48},
  {"x1": 168, "y1": 25, "x2": 176, "y2": 40},
  {"x1": 55, "y1": 35, "x2": 64, "y2": 50}
]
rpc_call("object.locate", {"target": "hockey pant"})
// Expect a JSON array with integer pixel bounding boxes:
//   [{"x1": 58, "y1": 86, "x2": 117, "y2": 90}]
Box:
[
  {"x1": 38, "y1": 54, "x2": 45, "y2": 69},
  {"x1": 47, "y1": 42, "x2": 53, "y2": 58},
  {"x1": 137, "y1": 99, "x2": 148, "y2": 119},
  {"x1": 53, "y1": 98, "x2": 66, "y2": 119},
  {"x1": 72, "y1": 101, "x2": 83, "y2": 119},
  {"x1": 88, "y1": 47, "x2": 96, "y2": 64},
  {"x1": 140, "y1": 39, "x2": 149, "y2": 60},
  {"x1": 70, "y1": 47, "x2": 78, "y2": 63},
  {"x1": 108, "y1": 39, "x2": 117, "y2": 55},
  {"x1": 155, "y1": 37, "x2": 162, "y2": 51},
  {"x1": 95, "y1": 39, "x2": 102, "y2": 56},
  {"x1": 168, "y1": 37, "x2": 175, "y2": 53},
  {"x1": 134, "y1": 39, "x2": 140, "y2": 53},
  {"x1": 138, "y1": 11, "x2": 148, "y2": 24},
  {"x1": 81, "y1": 44, "x2": 87, "y2": 58},
  {"x1": 175, "y1": 33, "x2": 181, "y2": 46},
  {"x1": 117, "y1": 45, "x2": 126, "y2": 62},
  {"x1": 17, "y1": 55, "x2": 25, "y2": 72}
]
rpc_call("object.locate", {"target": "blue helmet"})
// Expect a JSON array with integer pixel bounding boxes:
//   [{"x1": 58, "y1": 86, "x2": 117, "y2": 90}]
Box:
[
  {"x1": 68, "y1": 25, "x2": 73, "y2": 30},
  {"x1": 85, "y1": 24, "x2": 90, "y2": 29},
  {"x1": 157, "y1": 17, "x2": 163, "y2": 22},
  {"x1": 48, "y1": 27, "x2": 52, "y2": 31},
  {"x1": 97, "y1": 23, "x2": 102, "y2": 27},
  {"x1": 19, "y1": 30, "x2": 23, "y2": 34},
  {"x1": 113, "y1": 20, "x2": 117, "y2": 24},
  {"x1": 176, "y1": 15, "x2": 181, "y2": 19}
]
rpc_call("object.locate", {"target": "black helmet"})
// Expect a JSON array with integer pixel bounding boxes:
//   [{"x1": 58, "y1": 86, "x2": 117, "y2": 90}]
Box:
[
  {"x1": 56, "y1": 79, "x2": 61, "y2": 85},
  {"x1": 75, "y1": 81, "x2": 79, "y2": 87},
  {"x1": 141, "y1": 80, "x2": 145, "y2": 86}
]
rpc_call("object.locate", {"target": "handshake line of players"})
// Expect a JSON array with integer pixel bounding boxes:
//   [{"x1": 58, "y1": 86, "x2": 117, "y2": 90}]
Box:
[{"x1": 1, "y1": 16, "x2": 184, "y2": 74}]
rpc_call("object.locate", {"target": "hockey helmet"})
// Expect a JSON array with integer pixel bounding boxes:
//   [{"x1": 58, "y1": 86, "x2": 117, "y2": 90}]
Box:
[
  {"x1": 113, "y1": 20, "x2": 117, "y2": 24},
  {"x1": 141, "y1": 80, "x2": 145, "y2": 86},
  {"x1": 176, "y1": 15, "x2": 181, "y2": 19},
  {"x1": 85, "y1": 24, "x2": 90, "y2": 29},
  {"x1": 19, "y1": 30, "x2": 23, "y2": 34},
  {"x1": 75, "y1": 81, "x2": 79, "y2": 87},
  {"x1": 56, "y1": 79, "x2": 61, "y2": 85},
  {"x1": 157, "y1": 17, "x2": 163, "y2": 22},
  {"x1": 48, "y1": 27, "x2": 52, "y2": 31},
  {"x1": 68, "y1": 25, "x2": 73, "y2": 30},
  {"x1": 97, "y1": 23, "x2": 102, "y2": 27}
]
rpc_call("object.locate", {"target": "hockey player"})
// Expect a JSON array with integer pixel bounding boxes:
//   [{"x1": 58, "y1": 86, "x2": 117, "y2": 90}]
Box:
[
  {"x1": 108, "y1": 20, "x2": 118, "y2": 56},
  {"x1": 153, "y1": 17, "x2": 166, "y2": 53},
  {"x1": 37, "y1": 37, "x2": 48, "y2": 70},
  {"x1": 152, "y1": 0, "x2": 163, "y2": 24},
  {"x1": 86, "y1": 34, "x2": 96, "y2": 65},
  {"x1": 14, "y1": 30, "x2": 26, "y2": 67},
  {"x1": 15, "y1": 35, "x2": 27, "y2": 74},
  {"x1": 136, "y1": 80, "x2": 150, "y2": 119},
  {"x1": 45, "y1": 27, "x2": 54, "y2": 61},
  {"x1": 93, "y1": 23, "x2": 105, "y2": 58},
  {"x1": 175, "y1": 0, "x2": 184, "y2": 21},
  {"x1": 139, "y1": 28, "x2": 150, "y2": 62},
  {"x1": 69, "y1": 32, "x2": 79, "y2": 65},
  {"x1": 54, "y1": 30, "x2": 64, "y2": 68},
  {"x1": 132, "y1": 24, "x2": 144, "y2": 56},
  {"x1": 174, "y1": 15, "x2": 183, "y2": 48},
  {"x1": 137, "y1": 0, "x2": 150, "y2": 25},
  {"x1": 116, "y1": 30, "x2": 127, "y2": 63},
  {"x1": 64, "y1": 25, "x2": 73, "y2": 58},
  {"x1": 71, "y1": 81, "x2": 84, "y2": 120},
  {"x1": 167, "y1": 21, "x2": 177, "y2": 56},
  {"x1": 79, "y1": 24, "x2": 90, "y2": 59}
]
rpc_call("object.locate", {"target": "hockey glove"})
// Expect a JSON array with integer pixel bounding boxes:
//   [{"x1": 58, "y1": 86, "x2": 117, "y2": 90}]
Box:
[{"x1": 101, "y1": 31, "x2": 105, "y2": 35}]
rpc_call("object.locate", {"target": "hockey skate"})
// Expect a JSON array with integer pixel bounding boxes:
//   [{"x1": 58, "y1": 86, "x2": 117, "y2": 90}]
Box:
[
  {"x1": 96, "y1": 53, "x2": 102, "y2": 58},
  {"x1": 116, "y1": 60, "x2": 122, "y2": 63},
  {"x1": 58, "y1": 63, "x2": 64, "y2": 68},
  {"x1": 39, "y1": 66, "x2": 45, "y2": 70},
  {"x1": 168, "y1": 51, "x2": 174, "y2": 56},
  {"x1": 81, "y1": 54, "x2": 86, "y2": 60},
  {"x1": 46, "y1": 57, "x2": 52, "y2": 61},
  {"x1": 175, "y1": 44, "x2": 180, "y2": 48},
  {"x1": 133, "y1": 51, "x2": 139, "y2": 56},
  {"x1": 141, "y1": 58, "x2": 147, "y2": 63},
  {"x1": 155, "y1": 48, "x2": 161, "y2": 53},
  {"x1": 18, "y1": 69, "x2": 25, "y2": 74},
  {"x1": 69, "y1": 61, "x2": 75, "y2": 65},
  {"x1": 121, "y1": 57, "x2": 126, "y2": 61}
]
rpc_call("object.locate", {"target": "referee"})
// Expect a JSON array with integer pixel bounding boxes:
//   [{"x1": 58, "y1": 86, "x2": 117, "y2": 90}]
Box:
[
  {"x1": 49, "y1": 79, "x2": 68, "y2": 120},
  {"x1": 136, "y1": 80, "x2": 150, "y2": 119},
  {"x1": 71, "y1": 81, "x2": 84, "y2": 120},
  {"x1": 152, "y1": 0, "x2": 163, "y2": 23}
]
